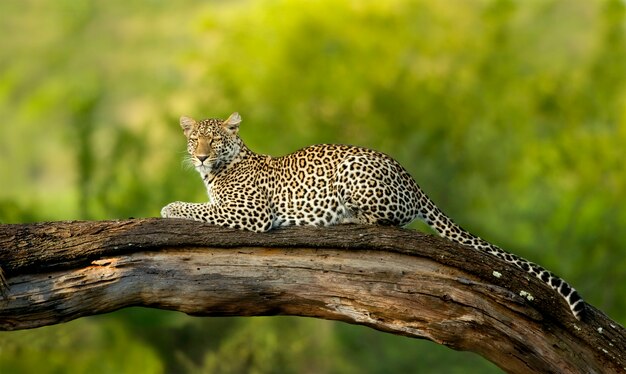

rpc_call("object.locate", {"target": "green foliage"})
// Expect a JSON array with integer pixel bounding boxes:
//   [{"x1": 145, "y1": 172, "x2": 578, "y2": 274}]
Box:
[
  {"x1": 0, "y1": 316, "x2": 162, "y2": 373},
  {"x1": 0, "y1": 0, "x2": 625, "y2": 372}
]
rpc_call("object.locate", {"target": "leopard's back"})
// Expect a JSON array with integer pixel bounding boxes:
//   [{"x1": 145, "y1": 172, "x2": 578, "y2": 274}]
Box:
[{"x1": 260, "y1": 144, "x2": 422, "y2": 228}]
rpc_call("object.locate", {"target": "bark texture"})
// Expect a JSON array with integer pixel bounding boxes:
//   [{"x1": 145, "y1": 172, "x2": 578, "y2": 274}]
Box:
[{"x1": 0, "y1": 218, "x2": 624, "y2": 373}]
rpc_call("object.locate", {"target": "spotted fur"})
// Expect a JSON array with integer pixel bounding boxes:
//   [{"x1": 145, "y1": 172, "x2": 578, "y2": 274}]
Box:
[{"x1": 161, "y1": 112, "x2": 586, "y2": 320}]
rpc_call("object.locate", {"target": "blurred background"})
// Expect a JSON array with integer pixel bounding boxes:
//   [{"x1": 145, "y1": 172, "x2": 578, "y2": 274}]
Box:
[{"x1": 1, "y1": 0, "x2": 625, "y2": 372}]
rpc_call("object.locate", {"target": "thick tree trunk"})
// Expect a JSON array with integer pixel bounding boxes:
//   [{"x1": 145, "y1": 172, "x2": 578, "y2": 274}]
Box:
[{"x1": 0, "y1": 219, "x2": 624, "y2": 373}]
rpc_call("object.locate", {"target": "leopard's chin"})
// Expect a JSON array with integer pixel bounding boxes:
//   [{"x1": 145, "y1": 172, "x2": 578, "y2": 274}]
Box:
[{"x1": 196, "y1": 165, "x2": 212, "y2": 174}]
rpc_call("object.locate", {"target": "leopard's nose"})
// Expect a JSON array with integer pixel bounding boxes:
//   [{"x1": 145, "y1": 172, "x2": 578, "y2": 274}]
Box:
[{"x1": 196, "y1": 155, "x2": 209, "y2": 163}]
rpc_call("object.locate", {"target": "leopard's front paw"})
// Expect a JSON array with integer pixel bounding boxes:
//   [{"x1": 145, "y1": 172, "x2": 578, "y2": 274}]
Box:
[{"x1": 161, "y1": 201, "x2": 186, "y2": 218}]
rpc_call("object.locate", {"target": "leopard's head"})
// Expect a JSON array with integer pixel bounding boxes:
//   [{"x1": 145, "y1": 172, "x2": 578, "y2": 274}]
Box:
[{"x1": 179, "y1": 112, "x2": 242, "y2": 175}]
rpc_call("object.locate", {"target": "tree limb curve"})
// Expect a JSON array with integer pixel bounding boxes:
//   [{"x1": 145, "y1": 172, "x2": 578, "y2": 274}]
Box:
[{"x1": 0, "y1": 219, "x2": 624, "y2": 373}]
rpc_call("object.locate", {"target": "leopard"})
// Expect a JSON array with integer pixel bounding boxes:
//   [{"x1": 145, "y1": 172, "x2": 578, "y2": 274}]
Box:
[{"x1": 161, "y1": 112, "x2": 586, "y2": 320}]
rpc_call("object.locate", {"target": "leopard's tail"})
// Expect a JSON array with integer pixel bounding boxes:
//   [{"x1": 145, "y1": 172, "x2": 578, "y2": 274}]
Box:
[{"x1": 416, "y1": 192, "x2": 585, "y2": 320}]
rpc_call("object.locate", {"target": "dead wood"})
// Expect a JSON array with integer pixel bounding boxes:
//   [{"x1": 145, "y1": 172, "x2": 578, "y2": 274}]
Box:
[{"x1": 0, "y1": 218, "x2": 624, "y2": 373}]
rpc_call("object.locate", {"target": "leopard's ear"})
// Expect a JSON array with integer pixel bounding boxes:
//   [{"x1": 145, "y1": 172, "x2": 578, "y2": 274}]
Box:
[
  {"x1": 180, "y1": 116, "x2": 197, "y2": 138},
  {"x1": 222, "y1": 112, "x2": 242, "y2": 135}
]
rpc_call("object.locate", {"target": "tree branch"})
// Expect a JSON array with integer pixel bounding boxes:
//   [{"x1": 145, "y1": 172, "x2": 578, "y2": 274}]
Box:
[{"x1": 0, "y1": 219, "x2": 624, "y2": 373}]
